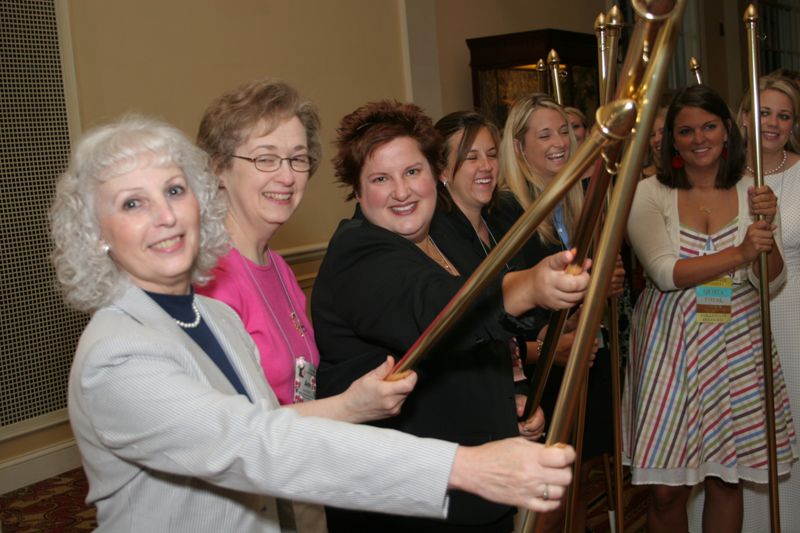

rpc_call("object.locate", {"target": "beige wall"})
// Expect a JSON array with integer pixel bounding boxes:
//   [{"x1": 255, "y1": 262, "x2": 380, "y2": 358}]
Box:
[
  {"x1": 64, "y1": 0, "x2": 611, "y2": 252},
  {"x1": 65, "y1": 0, "x2": 410, "y2": 250}
]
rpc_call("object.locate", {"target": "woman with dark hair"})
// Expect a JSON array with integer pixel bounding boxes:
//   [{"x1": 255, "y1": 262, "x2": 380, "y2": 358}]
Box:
[
  {"x1": 433, "y1": 110, "x2": 594, "y2": 427},
  {"x1": 624, "y1": 84, "x2": 796, "y2": 533},
  {"x1": 312, "y1": 101, "x2": 590, "y2": 532}
]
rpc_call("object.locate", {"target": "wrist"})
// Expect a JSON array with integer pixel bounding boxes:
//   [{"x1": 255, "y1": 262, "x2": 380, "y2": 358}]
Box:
[{"x1": 448, "y1": 446, "x2": 472, "y2": 491}]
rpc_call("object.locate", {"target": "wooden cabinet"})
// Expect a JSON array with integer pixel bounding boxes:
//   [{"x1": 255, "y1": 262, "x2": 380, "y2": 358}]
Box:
[{"x1": 466, "y1": 29, "x2": 598, "y2": 128}]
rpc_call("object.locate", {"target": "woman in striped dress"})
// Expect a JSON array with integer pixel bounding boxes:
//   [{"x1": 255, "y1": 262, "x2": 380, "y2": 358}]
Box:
[{"x1": 624, "y1": 84, "x2": 796, "y2": 533}]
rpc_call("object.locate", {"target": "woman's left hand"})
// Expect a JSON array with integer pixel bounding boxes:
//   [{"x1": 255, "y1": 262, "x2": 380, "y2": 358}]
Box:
[
  {"x1": 609, "y1": 254, "x2": 626, "y2": 298},
  {"x1": 748, "y1": 185, "x2": 777, "y2": 224},
  {"x1": 516, "y1": 401, "x2": 545, "y2": 441}
]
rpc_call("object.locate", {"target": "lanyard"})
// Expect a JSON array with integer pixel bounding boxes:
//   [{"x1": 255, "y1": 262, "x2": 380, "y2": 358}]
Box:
[
  {"x1": 475, "y1": 216, "x2": 512, "y2": 271},
  {"x1": 238, "y1": 249, "x2": 313, "y2": 359},
  {"x1": 553, "y1": 204, "x2": 571, "y2": 249}
]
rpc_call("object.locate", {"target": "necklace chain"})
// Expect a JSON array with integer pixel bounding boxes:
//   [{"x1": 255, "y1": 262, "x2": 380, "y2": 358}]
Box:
[
  {"x1": 427, "y1": 236, "x2": 455, "y2": 274},
  {"x1": 175, "y1": 300, "x2": 202, "y2": 328},
  {"x1": 746, "y1": 149, "x2": 787, "y2": 175},
  {"x1": 473, "y1": 217, "x2": 512, "y2": 271},
  {"x1": 238, "y1": 249, "x2": 312, "y2": 357}
]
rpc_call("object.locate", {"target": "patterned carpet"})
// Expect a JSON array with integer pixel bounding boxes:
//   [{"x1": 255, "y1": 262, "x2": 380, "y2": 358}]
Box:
[
  {"x1": 0, "y1": 463, "x2": 648, "y2": 531},
  {"x1": 0, "y1": 469, "x2": 95, "y2": 532}
]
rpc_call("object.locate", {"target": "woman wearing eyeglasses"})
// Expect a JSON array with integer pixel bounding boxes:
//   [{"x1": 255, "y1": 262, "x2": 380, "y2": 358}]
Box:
[{"x1": 196, "y1": 79, "x2": 418, "y2": 532}]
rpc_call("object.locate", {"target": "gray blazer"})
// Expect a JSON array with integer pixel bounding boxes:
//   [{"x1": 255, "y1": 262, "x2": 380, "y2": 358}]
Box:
[{"x1": 69, "y1": 285, "x2": 457, "y2": 532}]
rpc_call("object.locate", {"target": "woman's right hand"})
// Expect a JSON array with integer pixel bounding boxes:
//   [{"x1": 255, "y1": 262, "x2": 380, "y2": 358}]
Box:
[
  {"x1": 341, "y1": 356, "x2": 417, "y2": 424},
  {"x1": 737, "y1": 220, "x2": 777, "y2": 263},
  {"x1": 501, "y1": 250, "x2": 589, "y2": 315},
  {"x1": 448, "y1": 439, "x2": 575, "y2": 512},
  {"x1": 530, "y1": 250, "x2": 591, "y2": 310},
  {"x1": 289, "y1": 356, "x2": 416, "y2": 423}
]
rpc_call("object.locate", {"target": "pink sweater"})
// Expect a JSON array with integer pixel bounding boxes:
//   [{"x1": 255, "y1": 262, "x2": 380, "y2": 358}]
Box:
[{"x1": 197, "y1": 248, "x2": 320, "y2": 405}]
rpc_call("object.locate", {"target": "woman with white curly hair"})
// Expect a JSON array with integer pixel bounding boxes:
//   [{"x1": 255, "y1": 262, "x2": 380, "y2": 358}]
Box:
[{"x1": 50, "y1": 115, "x2": 577, "y2": 532}]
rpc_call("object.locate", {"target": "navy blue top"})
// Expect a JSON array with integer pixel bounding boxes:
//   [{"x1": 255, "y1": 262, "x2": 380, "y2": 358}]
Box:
[{"x1": 145, "y1": 290, "x2": 251, "y2": 401}]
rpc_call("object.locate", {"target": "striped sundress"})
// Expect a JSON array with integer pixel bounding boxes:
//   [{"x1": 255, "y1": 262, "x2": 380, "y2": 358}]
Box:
[{"x1": 623, "y1": 217, "x2": 797, "y2": 485}]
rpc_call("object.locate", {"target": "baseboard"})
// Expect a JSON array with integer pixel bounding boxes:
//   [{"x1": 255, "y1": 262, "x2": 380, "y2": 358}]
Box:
[{"x1": 0, "y1": 439, "x2": 81, "y2": 495}]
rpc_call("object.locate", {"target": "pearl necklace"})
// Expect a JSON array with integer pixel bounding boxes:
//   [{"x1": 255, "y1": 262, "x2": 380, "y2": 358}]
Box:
[
  {"x1": 175, "y1": 300, "x2": 201, "y2": 328},
  {"x1": 746, "y1": 149, "x2": 787, "y2": 176}
]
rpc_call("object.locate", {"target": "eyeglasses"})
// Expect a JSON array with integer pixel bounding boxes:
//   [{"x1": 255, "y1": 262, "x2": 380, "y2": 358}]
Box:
[{"x1": 231, "y1": 154, "x2": 313, "y2": 173}]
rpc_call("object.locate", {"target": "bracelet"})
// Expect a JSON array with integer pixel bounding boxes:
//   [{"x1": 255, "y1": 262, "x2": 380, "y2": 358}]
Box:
[{"x1": 536, "y1": 338, "x2": 544, "y2": 355}]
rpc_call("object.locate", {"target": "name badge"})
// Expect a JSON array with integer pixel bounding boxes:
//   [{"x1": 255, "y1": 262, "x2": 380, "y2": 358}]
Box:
[
  {"x1": 293, "y1": 356, "x2": 317, "y2": 403},
  {"x1": 695, "y1": 276, "x2": 732, "y2": 324}
]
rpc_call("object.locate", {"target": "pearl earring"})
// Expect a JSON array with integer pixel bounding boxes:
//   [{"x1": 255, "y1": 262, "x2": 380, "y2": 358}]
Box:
[{"x1": 100, "y1": 243, "x2": 110, "y2": 254}]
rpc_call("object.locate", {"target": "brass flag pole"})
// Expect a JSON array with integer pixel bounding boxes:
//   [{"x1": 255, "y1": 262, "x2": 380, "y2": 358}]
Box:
[
  {"x1": 599, "y1": 6, "x2": 625, "y2": 532},
  {"x1": 744, "y1": 4, "x2": 781, "y2": 531},
  {"x1": 519, "y1": 0, "x2": 686, "y2": 530}
]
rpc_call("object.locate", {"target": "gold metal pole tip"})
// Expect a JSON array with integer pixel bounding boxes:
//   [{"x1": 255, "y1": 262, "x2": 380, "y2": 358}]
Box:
[
  {"x1": 606, "y1": 5, "x2": 624, "y2": 28},
  {"x1": 744, "y1": 4, "x2": 758, "y2": 22},
  {"x1": 594, "y1": 12, "x2": 606, "y2": 31},
  {"x1": 547, "y1": 49, "x2": 560, "y2": 66}
]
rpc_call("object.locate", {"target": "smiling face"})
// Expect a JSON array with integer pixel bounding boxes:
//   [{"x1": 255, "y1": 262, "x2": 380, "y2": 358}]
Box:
[
  {"x1": 95, "y1": 164, "x2": 200, "y2": 295},
  {"x1": 672, "y1": 106, "x2": 728, "y2": 173},
  {"x1": 357, "y1": 136, "x2": 437, "y2": 243},
  {"x1": 567, "y1": 113, "x2": 587, "y2": 144},
  {"x1": 444, "y1": 126, "x2": 498, "y2": 214},
  {"x1": 520, "y1": 107, "x2": 571, "y2": 180},
  {"x1": 649, "y1": 109, "x2": 666, "y2": 158},
  {"x1": 758, "y1": 88, "x2": 795, "y2": 154},
  {"x1": 219, "y1": 116, "x2": 309, "y2": 247}
]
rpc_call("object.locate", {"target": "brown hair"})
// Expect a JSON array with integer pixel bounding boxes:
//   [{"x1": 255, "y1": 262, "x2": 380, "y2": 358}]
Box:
[
  {"x1": 659, "y1": 84, "x2": 744, "y2": 190},
  {"x1": 197, "y1": 79, "x2": 321, "y2": 176},
  {"x1": 434, "y1": 110, "x2": 501, "y2": 213},
  {"x1": 333, "y1": 101, "x2": 445, "y2": 200}
]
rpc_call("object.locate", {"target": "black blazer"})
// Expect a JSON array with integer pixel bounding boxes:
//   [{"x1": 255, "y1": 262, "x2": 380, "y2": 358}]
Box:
[{"x1": 312, "y1": 207, "x2": 524, "y2": 532}]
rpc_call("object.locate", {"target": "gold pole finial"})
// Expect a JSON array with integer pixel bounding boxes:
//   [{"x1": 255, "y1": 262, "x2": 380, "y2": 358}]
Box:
[
  {"x1": 689, "y1": 56, "x2": 702, "y2": 84},
  {"x1": 548, "y1": 49, "x2": 564, "y2": 104}
]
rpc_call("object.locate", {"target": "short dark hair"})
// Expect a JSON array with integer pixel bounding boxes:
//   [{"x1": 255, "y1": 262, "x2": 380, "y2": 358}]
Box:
[
  {"x1": 434, "y1": 111, "x2": 501, "y2": 213},
  {"x1": 333, "y1": 101, "x2": 445, "y2": 200},
  {"x1": 658, "y1": 84, "x2": 744, "y2": 190}
]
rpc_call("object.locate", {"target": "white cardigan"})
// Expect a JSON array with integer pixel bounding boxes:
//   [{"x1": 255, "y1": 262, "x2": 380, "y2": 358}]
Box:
[{"x1": 628, "y1": 176, "x2": 786, "y2": 292}]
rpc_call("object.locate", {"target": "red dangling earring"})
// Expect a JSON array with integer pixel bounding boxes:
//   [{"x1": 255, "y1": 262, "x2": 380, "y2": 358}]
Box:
[
  {"x1": 722, "y1": 141, "x2": 728, "y2": 160},
  {"x1": 671, "y1": 153, "x2": 684, "y2": 169}
]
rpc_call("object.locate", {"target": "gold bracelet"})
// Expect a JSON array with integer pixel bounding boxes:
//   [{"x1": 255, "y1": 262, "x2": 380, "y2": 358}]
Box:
[{"x1": 536, "y1": 338, "x2": 544, "y2": 355}]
